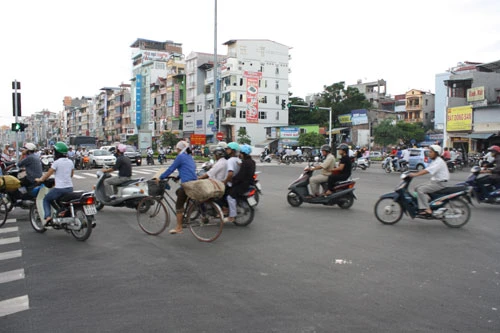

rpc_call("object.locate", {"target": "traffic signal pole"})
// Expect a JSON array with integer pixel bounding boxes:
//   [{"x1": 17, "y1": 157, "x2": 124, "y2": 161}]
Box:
[
  {"x1": 12, "y1": 80, "x2": 20, "y2": 160},
  {"x1": 287, "y1": 104, "x2": 333, "y2": 145}
]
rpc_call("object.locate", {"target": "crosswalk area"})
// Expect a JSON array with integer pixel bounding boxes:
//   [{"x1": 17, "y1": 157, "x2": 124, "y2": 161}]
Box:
[
  {"x1": 72, "y1": 166, "x2": 168, "y2": 180},
  {"x1": 0, "y1": 219, "x2": 29, "y2": 317}
]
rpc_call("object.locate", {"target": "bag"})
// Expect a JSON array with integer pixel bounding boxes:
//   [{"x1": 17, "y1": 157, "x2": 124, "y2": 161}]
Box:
[
  {"x1": 182, "y1": 179, "x2": 225, "y2": 202},
  {"x1": 0, "y1": 175, "x2": 21, "y2": 192}
]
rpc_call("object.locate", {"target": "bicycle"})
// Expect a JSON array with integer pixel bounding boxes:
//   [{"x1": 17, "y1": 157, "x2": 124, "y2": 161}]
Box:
[{"x1": 136, "y1": 177, "x2": 224, "y2": 242}]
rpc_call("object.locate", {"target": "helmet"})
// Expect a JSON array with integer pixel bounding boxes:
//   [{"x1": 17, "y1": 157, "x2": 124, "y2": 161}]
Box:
[
  {"x1": 117, "y1": 144, "x2": 127, "y2": 153},
  {"x1": 217, "y1": 142, "x2": 228, "y2": 149},
  {"x1": 240, "y1": 144, "x2": 252, "y2": 155},
  {"x1": 227, "y1": 142, "x2": 240, "y2": 151},
  {"x1": 320, "y1": 144, "x2": 331, "y2": 152},
  {"x1": 487, "y1": 145, "x2": 500, "y2": 153},
  {"x1": 429, "y1": 144, "x2": 442, "y2": 155},
  {"x1": 23, "y1": 143, "x2": 37, "y2": 151},
  {"x1": 337, "y1": 144, "x2": 349, "y2": 153},
  {"x1": 213, "y1": 147, "x2": 225, "y2": 157},
  {"x1": 53, "y1": 141, "x2": 68, "y2": 154}
]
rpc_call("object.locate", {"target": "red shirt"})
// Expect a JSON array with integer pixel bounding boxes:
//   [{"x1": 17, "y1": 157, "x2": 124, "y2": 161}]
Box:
[{"x1": 442, "y1": 151, "x2": 451, "y2": 159}]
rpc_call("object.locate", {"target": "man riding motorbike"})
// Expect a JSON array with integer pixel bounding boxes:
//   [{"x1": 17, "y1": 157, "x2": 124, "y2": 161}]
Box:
[
  {"x1": 408, "y1": 144, "x2": 450, "y2": 217},
  {"x1": 305, "y1": 144, "x2": 336, "y2": 198},
  {"x1": 102, "y1": 144, "x2": 132, "y2": 198},
  {"x1": 476, "y1": 145, "x2": 500, "y2": 195},
  {"x1": 324, "y1": 144, "x2": 352, "y2": 196}
]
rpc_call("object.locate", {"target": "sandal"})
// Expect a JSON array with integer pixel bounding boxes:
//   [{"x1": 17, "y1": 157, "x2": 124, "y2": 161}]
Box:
[{"x1": 169, "y1": 229, "x2": 183, "y2": 235}]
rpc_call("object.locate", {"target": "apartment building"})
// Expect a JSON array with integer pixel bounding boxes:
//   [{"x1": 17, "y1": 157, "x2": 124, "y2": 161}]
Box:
[{"x1": 404, "y1": 89, "x2": 435, "y2": 127}]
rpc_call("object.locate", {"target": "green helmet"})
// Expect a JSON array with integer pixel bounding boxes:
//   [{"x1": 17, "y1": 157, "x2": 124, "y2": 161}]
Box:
[{"x1": 53, "y1": 141, "x2": 69, "y2": 154}]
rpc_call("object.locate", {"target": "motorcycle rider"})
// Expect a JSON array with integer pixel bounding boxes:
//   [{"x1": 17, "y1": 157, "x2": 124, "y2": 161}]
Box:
[
  {"x1": 324, "y1": 144, "x2": 352, "y2": 196},
  {"x1": 158, "y1": 140, "x2": 197, "y2": 235},
  {"x1": 35, "y1": 142, "x2": 74, "y2": 224},
  {"x1": 158, "y1": 146, "x2": 166, "y2": 163},
  {"x1": 408, "y1": 144, "x2": 449, "y2": 216},
  {"x1": 306, "y1": 144, "x2": 336, "y2": 198},
  {"x1": 398, "y1": 145, "x2": 410, "y2": 171},
  {"x1": 198, "y1": 147, "x2": 227, "y2": 182},
  {"x1": 102, "y1": 144, "x2": 132, "y2": 198},
  {"x1": 16, "y1": 143, "x2": 43, "y2": 188},
  {"x1": 225, "y1": 144, "x2": 255, "y2": 223},
  {"x1": 476, "y1": 145, "x2": 500, "y2": 196},
  {"x1": 221, "y1": 142, "x2": 241, "y2": 213}
]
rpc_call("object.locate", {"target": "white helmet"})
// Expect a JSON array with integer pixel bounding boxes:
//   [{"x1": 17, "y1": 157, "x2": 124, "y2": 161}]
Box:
[
  {"x1": 23, "y1": 143, "x2": 37, "y2": 151},
  {"x1": 429, "y1": 144, "x2": 442, "y2": 155}
]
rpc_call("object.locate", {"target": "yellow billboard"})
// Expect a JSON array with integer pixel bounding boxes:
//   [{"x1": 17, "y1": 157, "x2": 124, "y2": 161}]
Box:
[{"x1": 446, "y1": 106, "x2": 472, "y2": 131}]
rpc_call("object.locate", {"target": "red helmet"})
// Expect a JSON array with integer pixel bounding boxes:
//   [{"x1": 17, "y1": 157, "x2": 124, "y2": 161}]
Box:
[{"x1": 487, "y1": 145, "x2": 500, "y2": 153}]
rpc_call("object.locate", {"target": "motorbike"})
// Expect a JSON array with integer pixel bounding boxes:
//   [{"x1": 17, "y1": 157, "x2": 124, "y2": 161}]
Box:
[
  {"x1": 286, "y1": 165, "x2": 357, "y2": 209},
  {"x1": 146, "y1": 152, "x2": 155, "y2": 165},
  {"x1": 252, "y1": 171, "x2": 263, "y2": 204},
  {"x1": 352, "y1": 157, "x2": 370, "y2": 171},
  {"x1": 158, "y1": 153, "x2": 166, "y2": 165},
  {"x1": 93, "y1": 169, "x2": 149, "y2": 211},
  {"x1": 40, "y1": 154, "x2": 54, "y2": 172},
  {"x1": 259, "y1": 151, "x2": 272, "y2": 163},
  {"x1": 374, "y1": 172, "x2": 473, "y2": 228},
  {"x1": 0, "y1": 165, "x2": 37, "y2": 212},
  {"x1": 29, "y1": 179, "x2": 97, "y2": 241},
  {"x1": 457, "y1": 166, "x2": 500, "y2": 204},
  {"x1": 382, "y1": 156, "x2": 408, "y2": 173},
  {"x1": 446, "y1": 159, "x2": 456, "y2": 173}
]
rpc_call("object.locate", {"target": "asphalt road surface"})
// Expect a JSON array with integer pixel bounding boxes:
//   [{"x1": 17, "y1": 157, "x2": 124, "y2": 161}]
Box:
[{"x1": 1, "y1": 162, "x2": 499, "y2": 332}]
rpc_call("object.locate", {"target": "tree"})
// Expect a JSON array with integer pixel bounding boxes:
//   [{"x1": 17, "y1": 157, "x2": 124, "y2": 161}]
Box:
[
  {"x1": 298, "y1": 132, "x2": 326, "y2": 147},
  {"x1": 373, "y1": 119, "x2": 426, "y2": 147},
  {"x1": 126, "y1": 134, "x2": 138, "y2": 146},
  {"x1": 236, "y1": 127, "x2": 251, "y2": 145},
  {"x1": 159, "y1": 131, "x2": 180, "y2": 148},
  {"x1": 395, "y1": 122, "x2": 425, "y2": 146},
  {"x1": 373, "y1": 119, "x2": 399, "y2": 147}
]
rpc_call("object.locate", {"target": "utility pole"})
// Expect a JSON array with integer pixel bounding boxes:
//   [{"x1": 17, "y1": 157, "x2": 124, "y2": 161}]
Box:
[{"x1": 12, "y1": 80, "x2": 21, "y2": 160}]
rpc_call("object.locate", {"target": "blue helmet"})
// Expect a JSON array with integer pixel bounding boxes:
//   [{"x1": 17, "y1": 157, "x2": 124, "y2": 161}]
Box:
[
  {"x1": 227, "y1": 142, "x2": 240, "y2": 151},
  {"x1": 240, "y1": 144, "x2": 252, "y2": 155}
]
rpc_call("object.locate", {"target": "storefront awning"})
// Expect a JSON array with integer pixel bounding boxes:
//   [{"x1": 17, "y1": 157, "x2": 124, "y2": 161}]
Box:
[
  {"x1": 467, "y1": 133, "x2": 495, "y2": 139},
  {"x1": 254, "y1": 138, "x2": 279, "y2": 148},
  {"x1": 329, "y1": 127, "x2": 349, "y2": 134}
]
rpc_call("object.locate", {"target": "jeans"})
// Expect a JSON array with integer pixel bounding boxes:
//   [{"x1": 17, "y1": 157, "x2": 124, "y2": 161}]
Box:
[{"x1": 43, "y1": 187, "x2": 73, "y2": 219}]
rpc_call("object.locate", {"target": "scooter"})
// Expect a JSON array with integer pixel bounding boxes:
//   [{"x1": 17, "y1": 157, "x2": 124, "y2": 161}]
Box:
[
  {"x1": 382, "y1": 156, "x2": 408, "y2": 173},
  {"x1": 352, "y1": 157, "x2": 370, "y2": 171},
  {"x1": 287, "y1": 166, "x2": 357, "y2": 209},
  {"x1": 29, "y1": 179, "x2": 97, "y2": 241},
  {"x1": 158, "y1": 153, "x2": 166, "y2": 165},
  {"x1": 146, "y1": 152, "x2": 155, "y2": 165},
  {"x1": 93, "y1": 170, "x2": 149, "y2": 211},
  {"x1": 457, "y1": 166, "x2": 500, "y2": 204},
  {"x1": 259, "y1": 151, "x2": 272, "y2": 163},
  {"x1": 40, "y1": 154, "x2": 54, "y2": 172},
  {"x1": 374, "y1": 172, "x2": 473, "y2": 228}
]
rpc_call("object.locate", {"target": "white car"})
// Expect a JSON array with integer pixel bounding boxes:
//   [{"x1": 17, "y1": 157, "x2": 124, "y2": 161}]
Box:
[{"x1": 88, "y1": 149, "x2": 116, "y2": 168}]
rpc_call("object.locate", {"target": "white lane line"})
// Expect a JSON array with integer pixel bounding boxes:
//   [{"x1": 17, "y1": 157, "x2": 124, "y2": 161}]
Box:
[
  {"x1": 73, "y1": 174, "x2": 85, "y2": 179},
  {"x1": 5, "y1": 219, "x2": 17, "y2": 224},
  {"x1": 0, "y1": 237, "x2": 20, "y2": 245},
  {"x1": 0, "y1": 227, "x2": 18, "y2": 234},
  {"x1": 132, "y1": 170, "x2": 154, "y2": 175},
  {"x1": 0, "y1": 295, "x2": 29, "y2": 317},
  {"x1": 82, "y1": 173, "x2": 97, "y2": 177},
  {"x1": 0, "y1": 250, "x2": 22, "y2": 261},
  {"x1": 0, "y1": 269, "x2": 25, "y2": 284}
]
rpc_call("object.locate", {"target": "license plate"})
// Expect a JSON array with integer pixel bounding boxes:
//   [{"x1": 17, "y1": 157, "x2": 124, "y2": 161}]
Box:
[
  {"x1": 83, "y1": 204, "x2": 97, "y2": 215},
  {"x1": 255, "y1": 182, "x2": 262, "y2": 191},
  {"x1": 247, "y1": 196, "x2": 257, "y2": 207}
]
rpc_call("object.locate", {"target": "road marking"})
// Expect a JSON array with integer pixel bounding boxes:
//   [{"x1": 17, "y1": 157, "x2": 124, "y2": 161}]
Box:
[
  {"x1": 6, "y1": 218, "x2": 16, "y2": 224},
  {"x1": 0, "y1": 269, "x2": 25, "y2": 284},
  {"x1": 0, "y1": 237, "x2": 20, "y2": 245},
  {"x1": 0, "y1": 227, "x2": 18, "y2": 234},
  {"x1": 73, "y1": 174, "x2": 85, "y2": 179},
  {"x1": 132, "y1": 170, "x2": 153, "y2": 175},
  {"x1": 0, "y1": 250, "x2": 22, "y2": 261},
  {"x1": 82, "y1": 173, "x2": 97, "y2": 177},
  {"x1": 0, "y1": 295, "x2": 29, "y2": 317}
]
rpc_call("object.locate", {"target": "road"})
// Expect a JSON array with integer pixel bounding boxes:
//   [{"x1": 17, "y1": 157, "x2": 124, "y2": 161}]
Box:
[{"x1": 1, "y1": 162, "x2": 499, "y2": 332}]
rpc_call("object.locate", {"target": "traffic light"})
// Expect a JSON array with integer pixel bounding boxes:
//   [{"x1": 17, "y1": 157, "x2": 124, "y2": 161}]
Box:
[
  {"x1": 20, "y1": 123, "x2": 28, "y2": 132},
  {"x1": 309, "y1": 102, "x2": 314, "y2": 111},
  {"x1": 287, "y1": 102, "x2": 292, "y2": 109},
  {"x1": 281, "y1": 99, "x2": 286, "y2": 110},
  {"x1": 11, "y1": 123, "x2": 21, "y2": 132}
]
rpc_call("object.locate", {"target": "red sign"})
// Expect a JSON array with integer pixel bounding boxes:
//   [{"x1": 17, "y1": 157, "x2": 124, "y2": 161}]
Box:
[
  {"x1": 190, "y1": 134, "x2": 206, "y2": 145},
  {"x1": 216, "y1": 132, "x2": 224, "y2": 141}
]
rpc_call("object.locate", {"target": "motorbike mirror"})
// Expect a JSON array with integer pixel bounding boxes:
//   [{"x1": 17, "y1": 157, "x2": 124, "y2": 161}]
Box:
[{"x1": 314, "y1": 156, "x2": 319, "y2": 162}]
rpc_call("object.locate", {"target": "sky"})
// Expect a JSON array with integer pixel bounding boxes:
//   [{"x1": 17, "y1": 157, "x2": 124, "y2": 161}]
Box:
[{"x1": 1, "y1": 0, "x2": 499, "y2": 127}]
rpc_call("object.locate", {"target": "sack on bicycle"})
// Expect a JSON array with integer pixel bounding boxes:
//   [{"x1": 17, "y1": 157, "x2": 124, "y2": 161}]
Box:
[{"x1": 182, "y1": 179, "x2": 225, "y2": 202}]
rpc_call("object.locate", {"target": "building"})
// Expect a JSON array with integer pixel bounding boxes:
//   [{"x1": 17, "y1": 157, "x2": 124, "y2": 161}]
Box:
[
  {"x1": 349, "y1": 79, "x2": 387, "y2": 108},
  {"x1": 404, "y1": 89, "x2": 435, "y2": 127}
]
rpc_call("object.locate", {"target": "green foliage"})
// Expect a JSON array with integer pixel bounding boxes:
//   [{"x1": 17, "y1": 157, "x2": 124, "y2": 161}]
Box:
[
  {"x1": 236, "y1": 127, "x2": 251, "y2": 145},
  {"x1": 298, "y1": 132, "x2": 326, "y2": 147},
  {"x1": 159, "y1": 131, "x2": 180, "y2": 148},
  {"x1": 126, "y1": 134, "x2": 138, "y2": 146},
  {"x1": 373, "y1": 119, "x2": 425, "y2": 147}
]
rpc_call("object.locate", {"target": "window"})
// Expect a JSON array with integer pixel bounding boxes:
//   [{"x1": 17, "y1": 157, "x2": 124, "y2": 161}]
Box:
[
  {"x1": 239, "y1": 110, "x2": 246, "y2": 118},
  {"x1": 259, "y1": 96, "x2": 267, "y2": 104},
  {"x1": 259, "y1": 111, "x2": 267, "y2": 119},
  {"x1": 425, "y1": 99, "x2": 428, "y2": 106},
  {"x1": 275, "y1": 96, "x2": 280, "y2": 104},
  {"x1": 240, "y1": 78, "x2": 243, "y2": 86},
  {"x1": 275, "y1": 67, "x2": 279, "y2": 74},
  {"x1": 275, "y1": 81, "x2": 279, "y2": 90},
  {"x1": 239, "y1": 94, "x2": 243, "y2": 102},
  {"x1": 275, "y1": 112, "x2": 279, "y2": 120}
]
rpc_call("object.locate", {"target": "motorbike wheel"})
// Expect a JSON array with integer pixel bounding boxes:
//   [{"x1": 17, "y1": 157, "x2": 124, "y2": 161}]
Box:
[
  {"x1": 233, "y1": 199, "x2": 254, "y2": 226},
  {"x1": 0, "y1": 201, "x2": 8, "y2": 228},
  {"x1": 253, "y1": 191, "x2": 260, "y2": 205},
  {"x1": 384, "y1": 165, "x2": 392, "y2": 173},
  {"x1": 29, "y1": 205, "x2": 47, "y2": 233},
  {"x1": 352, "y1": 163, "x2": 357, "y2": 171},
  {"x1": 287, "y1": 191, "x2": 303, "y2": 207},
  {"x1": 337, "y1": 193, "x2": 355, "y2": 209},
  {"x1": 71, "y1": 209, "x2": 93, "y2": 241},
  {"x1": 374, "y1": 197, "x2": 403, "y2": 224},
  {"x1": 441, "y1": 198, "x2": 470, "y2": 228},
  {"x1": 95, "y1": 199, "x2": 105, "y2": 211},
  {"x1": 401, "y1": 164, "x2": 409, "y2": 172}
]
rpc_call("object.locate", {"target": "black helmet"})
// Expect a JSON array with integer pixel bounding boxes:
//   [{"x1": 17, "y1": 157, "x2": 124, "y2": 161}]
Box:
[
  {"x1": 337, "y1": 144, "x2": 349, "y2": 153},
  {"x1": 320, "y1": 144, "x2": 331, "y2": 152}
]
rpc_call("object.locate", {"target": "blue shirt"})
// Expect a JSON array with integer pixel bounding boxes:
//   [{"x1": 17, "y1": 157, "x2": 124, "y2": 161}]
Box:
[{"x1": 159, "y1": 153, "x2": 197, "y2": 184}]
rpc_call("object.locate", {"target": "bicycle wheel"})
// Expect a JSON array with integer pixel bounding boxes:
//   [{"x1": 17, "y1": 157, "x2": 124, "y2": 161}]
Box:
[
  {"x1": 137, "y1": 196, "x2": 170, "y2": 235},
  {"x1": 186, "y1": 200, "x2": 223, "y2": 242},
  {"x1": 0, "y1": 200, "x2": 8, "y2": 228}
]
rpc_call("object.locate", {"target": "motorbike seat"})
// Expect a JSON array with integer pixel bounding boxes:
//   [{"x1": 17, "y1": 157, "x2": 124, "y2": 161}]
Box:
[
  {"x1": 57, "y1": 191, "x2": 85, "y2": 203},
  {"x1": 430, "y1": 186, "x2": 467, "y2": 198},
  {"x1": 117, "y1": 179, "x2": 142, "y2": 187}
]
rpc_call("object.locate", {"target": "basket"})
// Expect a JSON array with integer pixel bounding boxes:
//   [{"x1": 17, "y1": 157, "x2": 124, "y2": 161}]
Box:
[{"x1": 147, "y1": 179, "x2": 167, "y2": 197}]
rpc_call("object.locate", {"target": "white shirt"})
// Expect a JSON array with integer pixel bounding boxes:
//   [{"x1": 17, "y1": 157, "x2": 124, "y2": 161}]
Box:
[
  {"x1": 226, "y1": 157, "x2": 241, "y2": 187},
  {"x1": 348, "y1": 149, "x2": 355, "y2": 158},
  {"x1": 207, "y1": 158, "x2": 227, "y2": 182},
  {"x1": 51, "y1": 157, "x2": 74, "y2": 188},
  {"x1": 401, "y1": 149, "x2": 410, "y2": 161},
  {"x1": 425, "y1": 157, "x2": 449, "y2": 181}
]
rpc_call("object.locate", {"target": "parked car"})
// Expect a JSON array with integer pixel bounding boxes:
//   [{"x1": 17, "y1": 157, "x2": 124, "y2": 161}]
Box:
[
  {"x1": 100, "y1": 145, "x2": 115, "y2": 152},
  {"x1": 369, "y1": 151, "x2": 382, "y2": 158},
  {"x1": 88, "y1": 149, "x2": 116, "y2": 168},
  {"x1": 123, "y1": 145, "x2": 142, "y2": 166},
  {"x1": 408, "y1": 148, "x2": 431, "y2": 170}
]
